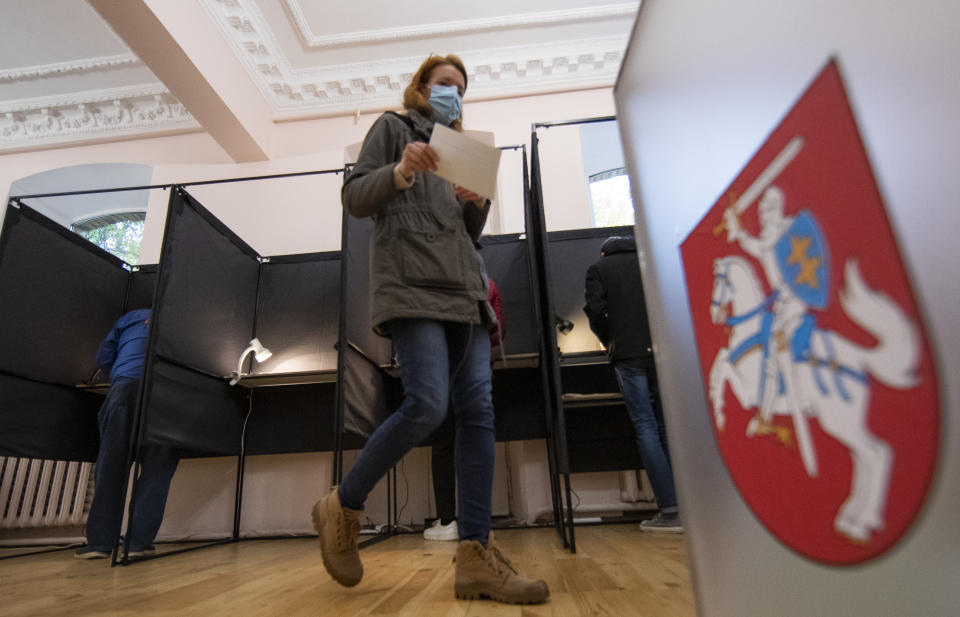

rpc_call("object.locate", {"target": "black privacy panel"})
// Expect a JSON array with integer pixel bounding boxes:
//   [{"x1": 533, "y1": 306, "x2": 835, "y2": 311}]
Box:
[
  {"x1": 341, "y1": 213, "x2": 395, "y2": 438},
  {"x1": 564, "y1": 403, "x2": 643, "y2": 473},
  {"x1": 560, "y1": 362, "x2": 620, "y2": 394},
  {"x1": 343, "y1": 214, "x2": 391, "y2": 364},
  {"x1": 342, "y1": 348, "x2": 399, "y2": 439},
  {"x1": 126, "y1": 264, "x2": 158, "y2": 312},
  {"x1": 245, "y1": 382, "x2": 337, "y2": 454},
  {"x1": 479, "y1": 234, "x2": 538, "y2": 356},
  {"x1": 254, "y1": 253, "x2": 340, "y2": 375},
  {"x1": 142, "y1": 359, "x2": 246, "y2": 455},
  {"x1": 0, "y1": 374, "x2": 101, "y2": 461},
  {"x1": 491, "y1": 367, "x2": 547, "y2": 441},
  {"x1": 153, "y1": 190, "x2": 259, "y2": 377},
  {"x1": 0, "y1": 205, "x2": 128, "y2": 385},
  {"x1": 547, "y1": 226, "x2": 633, "y2": 354}
]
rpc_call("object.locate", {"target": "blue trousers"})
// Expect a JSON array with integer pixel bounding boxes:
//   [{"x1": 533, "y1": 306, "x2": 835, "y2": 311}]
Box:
[
  {"x1": 614, "y1": 364, "x2": 678, "y2": 512},
  {"x1": 339, "y1": 319, "x2": 495, "y2": 544},
  {"x1": 85, "y1": 377, "x2": 179, "y2": 552}
]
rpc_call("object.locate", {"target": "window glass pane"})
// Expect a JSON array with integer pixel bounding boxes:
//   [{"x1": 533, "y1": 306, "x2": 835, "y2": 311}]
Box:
[
  {"x1": 71, "y1": 213, "x2": 145, "y2": 265},
  {"x1": 589, "y1": 169, "x2": 635, "y2": 227}
]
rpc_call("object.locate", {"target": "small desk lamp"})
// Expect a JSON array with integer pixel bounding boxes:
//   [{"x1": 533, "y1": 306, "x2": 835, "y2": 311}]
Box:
[{"x1": 229, "y1": 338, "x2": 273, "y2": 385}]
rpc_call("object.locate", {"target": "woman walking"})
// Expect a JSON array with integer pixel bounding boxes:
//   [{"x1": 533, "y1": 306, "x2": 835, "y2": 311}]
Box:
[{"x1": 313, "y1": 54, "x2": 549, "y2": 605}]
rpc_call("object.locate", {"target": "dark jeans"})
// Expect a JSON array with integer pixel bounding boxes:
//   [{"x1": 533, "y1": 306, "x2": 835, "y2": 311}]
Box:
[
  {"x1": 338, "y1": 319, "x2": 495, "y2": 544},
  {"x1": 614, "y1": 364, "x2": 678, "y2": 512},
  {"x1": 430, "y1": 407, "x2": 457, "y2": 522},
  {"x1": 85, "y1": 377, "x2": 180, "y2": 552}
]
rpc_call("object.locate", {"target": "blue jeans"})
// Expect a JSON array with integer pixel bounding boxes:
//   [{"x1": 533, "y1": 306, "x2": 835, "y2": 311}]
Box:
[
  {"x1": 339, "y1": 319, "x2": 495, "y2": 544},
  {"x1": 614, "y1": 364, "x2": 677, "y2": 512},
  {"x1": 85, "y1": 377, "x2": 180, "y2": 552}
]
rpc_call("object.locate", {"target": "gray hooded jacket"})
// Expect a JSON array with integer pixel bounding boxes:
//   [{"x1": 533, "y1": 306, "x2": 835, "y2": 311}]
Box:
[{"x1": 342, "y1": 109, "x2": 494, "y2": 335}]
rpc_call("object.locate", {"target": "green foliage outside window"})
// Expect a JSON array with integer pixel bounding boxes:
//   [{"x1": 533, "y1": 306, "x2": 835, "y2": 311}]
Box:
[{"x1": 71, "y1": 214, "x2": 145, "y2": 266}]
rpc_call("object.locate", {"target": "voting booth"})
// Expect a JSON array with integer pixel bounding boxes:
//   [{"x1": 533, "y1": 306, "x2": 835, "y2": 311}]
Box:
[
  {"x1": 0, "y1": 202, "x2": 156, "y2": 463},
  {"x1": 0, "y1": 171, "x2": 348, "y2": 563},
  {"x1": 2, "y1": 122, "x2": 669, "y2": 562}
]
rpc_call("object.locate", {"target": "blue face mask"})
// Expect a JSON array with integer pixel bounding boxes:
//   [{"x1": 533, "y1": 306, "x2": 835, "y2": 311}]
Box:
[{"x1": 428, "y1": 84, "x2": 462, "y2": 126}]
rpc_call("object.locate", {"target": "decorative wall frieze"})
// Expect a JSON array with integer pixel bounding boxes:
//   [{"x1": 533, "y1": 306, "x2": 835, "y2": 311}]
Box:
[
  {"x1": 0, "y1": 53, "x2": 141, "y2": 82},
  {"x1": 0, "y1": 84, "x2": 198, "y2": 151},
  {"x1": 203, "y1": 0, "x2": 631, "y2": 119},
  {"x1": 282, "y1": 0, "x2": 640, "y2": 49},
  {"x1": 0, "y1": 84, "x2": 169, "y2": 114},
  {"x1": 274, "y1": 36, "x2": 627, "y2": 120}
]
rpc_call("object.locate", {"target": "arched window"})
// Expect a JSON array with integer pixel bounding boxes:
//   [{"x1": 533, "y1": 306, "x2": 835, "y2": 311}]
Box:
[{"x1": 70, "y1": 212, "x2": 146, "y2": 265}]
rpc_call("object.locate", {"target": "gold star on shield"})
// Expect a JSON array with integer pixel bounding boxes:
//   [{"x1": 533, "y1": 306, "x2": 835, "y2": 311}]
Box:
[{"x1": 786, "y1": 235, "x2": 821, "y2": 289}]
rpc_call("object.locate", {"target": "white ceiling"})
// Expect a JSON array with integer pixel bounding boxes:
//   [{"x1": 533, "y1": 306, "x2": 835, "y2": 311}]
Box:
[{"x1": 0, "y1": 0, "x2": 638, "y2": 156}]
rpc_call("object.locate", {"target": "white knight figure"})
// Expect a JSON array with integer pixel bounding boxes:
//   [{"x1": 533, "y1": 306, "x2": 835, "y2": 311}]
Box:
[{"x1": 724, "y1": 186, "x2": 818, "y2": 476}]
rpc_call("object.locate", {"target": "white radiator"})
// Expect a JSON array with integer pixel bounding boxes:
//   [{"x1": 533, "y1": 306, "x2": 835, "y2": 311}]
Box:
[{"x1": 0, "y1": 457, "x2": 93, "y2": 528}]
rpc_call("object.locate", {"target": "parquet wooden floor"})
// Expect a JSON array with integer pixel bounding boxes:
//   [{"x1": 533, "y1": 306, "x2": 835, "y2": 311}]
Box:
[{"x1": 0, "y1": 524, "x2": 695, "y2": 616}]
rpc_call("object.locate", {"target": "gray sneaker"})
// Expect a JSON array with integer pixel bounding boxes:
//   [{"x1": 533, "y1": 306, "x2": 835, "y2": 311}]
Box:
[
  {"x1": 74, "y1": 546, "x2": 110, "y2": 559},
  {"x1": 640, "y1": 512, "x2": 683, "y2": 534},
  {"x1": 128, "y1": 545, "x2": 156, "y2": 558}
]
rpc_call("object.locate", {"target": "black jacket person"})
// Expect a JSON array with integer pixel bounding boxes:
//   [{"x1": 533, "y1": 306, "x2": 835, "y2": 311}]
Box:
[
  {"x1": 583, "y1": 235, "x2": 653, "y2": 367},
  {"x1": 582, "y1": 235, "x2": 681, "y2": 532}
]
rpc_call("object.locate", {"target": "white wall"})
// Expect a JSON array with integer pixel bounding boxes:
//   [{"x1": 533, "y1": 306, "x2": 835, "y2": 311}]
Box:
[
  {"x1": 580, "y1": 121, "x2": 627, "y2": 179},
  {"x1": 140, "y1": 153, "x2": 345, "y2": 262},
  {"x1": 0, "y1": 131, "x2": 231, "y2": 242},
  {"x1": 8, "y1": 164, "x2": 154, "y2": 228},
  {"x1": 156, "y1": 443, "x2": 534, "y2": 540},
  {"x1": 2, "y1": 88, "x2": 619, "y2": 245}
]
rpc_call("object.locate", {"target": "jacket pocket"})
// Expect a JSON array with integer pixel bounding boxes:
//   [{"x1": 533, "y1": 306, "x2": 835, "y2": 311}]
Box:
[{"x1": 398, "y1": 227, "x2": 466, "y2": 290}]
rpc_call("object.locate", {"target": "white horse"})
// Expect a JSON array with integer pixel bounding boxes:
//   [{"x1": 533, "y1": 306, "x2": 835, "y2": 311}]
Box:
[{"x1": 707, "y1": 255, "x2": 919, "y2": 542}]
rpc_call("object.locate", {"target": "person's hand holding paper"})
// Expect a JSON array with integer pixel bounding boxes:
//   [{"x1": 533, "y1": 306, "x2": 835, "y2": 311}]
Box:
[
  {"x1": 429, "y1": 124, "x2": 501, "y2": 200},
  {"x1": 454, "y1": 185, "x2": 484, "y2": 204},
  {"x1": 396, "y1": 140, "x2": 439, "y2": 178}
]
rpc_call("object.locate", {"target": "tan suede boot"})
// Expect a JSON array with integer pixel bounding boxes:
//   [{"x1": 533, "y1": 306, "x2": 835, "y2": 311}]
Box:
[
  {"x1": 454, "y1": 532, "x2": 550, "y2": 604},
  {"x1": 311, "y1": 486, "x2": 363, "y2": 587}
]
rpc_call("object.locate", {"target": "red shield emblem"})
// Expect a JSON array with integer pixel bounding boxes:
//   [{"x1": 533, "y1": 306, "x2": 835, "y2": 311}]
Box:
[{"x1": 680, "y1": 59, "x2": 940, "y2": 565}]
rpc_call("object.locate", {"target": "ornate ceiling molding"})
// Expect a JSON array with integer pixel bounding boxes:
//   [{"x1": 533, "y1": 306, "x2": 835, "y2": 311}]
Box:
[
  {"x1": 202, "y1": 0, "x2": 631, "y2": 119},
  {"x1": 282, "y1": 0, "x2": 640, "y2": 49},
  {"x1": 0, "y1": 53, "x2": 141, "y2": 82},
  {"x1": 0, "y1": 84, "x2": 198, "y2": 152}
]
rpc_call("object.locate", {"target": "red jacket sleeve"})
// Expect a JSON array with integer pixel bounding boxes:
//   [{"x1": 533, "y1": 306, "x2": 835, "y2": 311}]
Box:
[{"x1": 488, "y1": 279, "x2": 505, "y2": 346}]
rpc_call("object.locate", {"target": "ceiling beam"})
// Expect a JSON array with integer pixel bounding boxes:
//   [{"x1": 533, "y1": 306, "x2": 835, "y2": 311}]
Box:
[{"x1": 88, "y1": 0, "x2": 272, "y2": 162}]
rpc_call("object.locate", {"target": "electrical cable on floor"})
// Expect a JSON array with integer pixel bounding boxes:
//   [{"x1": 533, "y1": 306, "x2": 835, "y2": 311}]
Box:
[
  {"x1": 395, "y1": 457, "x2": 411, "y2": 532},
  {"x1": 503, "y1": 442, "x2": 515, "y2": 517},
  {"x1": 425, "y1": 447, "x2": 434, "y2": 520}
]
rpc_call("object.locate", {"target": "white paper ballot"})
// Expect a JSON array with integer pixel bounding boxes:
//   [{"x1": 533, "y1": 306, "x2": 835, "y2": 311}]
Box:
[{"x1": 429, "y1": 124, "x2": 502, "y2": 199}]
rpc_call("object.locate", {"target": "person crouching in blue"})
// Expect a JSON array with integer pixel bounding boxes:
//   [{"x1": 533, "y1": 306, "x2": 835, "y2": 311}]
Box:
[{"x1": 75, "y1": 309, "x2": 179, "y2": 559}]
